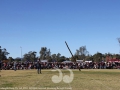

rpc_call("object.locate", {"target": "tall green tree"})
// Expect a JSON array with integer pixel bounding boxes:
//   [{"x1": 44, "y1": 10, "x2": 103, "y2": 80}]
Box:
[
  {"x1": 75, "y1": 46, "x2": 89, "y2": 60},
  {"x1": 51, "y1": 54, "x2": 56, "y2": 61},
  {"x1": 56, "y1": 53, "x2": 61, "y2": 62},
  {"x1": 0, "y1": 46, "x2": 9, "y2": 60},
  {"x1": 58, "y1": 56, "x2": 66, "y2": 62},
  {"x1": 23, "y1": 51, "x2": 37, "y2": 62},
  {"x1": 8, "y1": 57, "x2": 14, "y2": 62},
  {"x1": 14, "y1": 57, "x2": 21, "y2": 62},
  {"x1": 93, "y1": 52, "x2": 103, "y2": 62},
  {"x1": 45, "y1": 49, "x2": 51, "y2": 60},
  {"x1": 39, "y1": 47, "x2": 50, "y2": 60}
]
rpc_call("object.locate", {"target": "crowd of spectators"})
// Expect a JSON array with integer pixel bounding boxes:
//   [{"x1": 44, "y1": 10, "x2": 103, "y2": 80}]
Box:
[{"x1": 0, "y1": 61, "x2": 120, "y2": 70}]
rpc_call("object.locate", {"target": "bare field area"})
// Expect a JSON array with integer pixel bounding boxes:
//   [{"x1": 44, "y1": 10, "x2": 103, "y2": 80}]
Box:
[{"x1": 0, "y1": 69, "x2": 120, "y2": 90}]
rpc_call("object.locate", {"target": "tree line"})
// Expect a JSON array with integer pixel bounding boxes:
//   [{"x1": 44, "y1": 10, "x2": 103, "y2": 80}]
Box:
[{"x1": 0, "y1": 46, "x2": 120, "y2": 62}]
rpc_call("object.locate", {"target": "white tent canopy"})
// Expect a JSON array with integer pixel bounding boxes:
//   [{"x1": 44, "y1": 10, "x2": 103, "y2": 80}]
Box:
[
  {"x1": 76, "y1": 60, "x2": 83, "y2": 63},
  {"x1": 85, "y1": 60, "x2": 92, "y2": 63},
  {"x1": 62, "y1": 61, "x2": 72, "y2": 63},
  {"x1": 40, "y1": 60, "x2": 48, "y2": 62}
]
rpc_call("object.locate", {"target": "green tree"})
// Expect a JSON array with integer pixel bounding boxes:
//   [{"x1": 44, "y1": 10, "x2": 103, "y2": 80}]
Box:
[
  {"x1": 47, "y1": 56, "x2": 52, "y2": 62},
  {"x1": 8, "y1": 57, "x2": 14, "y2": 62},
  {"x1": 14, "y1": 57, "x2": 21, "y2": 62},
  {"x1": 85, "y1": 54, "x2": 92, "y2": 61},
  {"x1": 0, "y1": 46, "x2": 9, "y2": 60},
  {"x1": 58, "y1": 56, "x2": 66, "y2": 62},
  {"x1": 51, "y1": 54, "x2": 56, "y2": 61},
  {"x1": 39, "y1": 47, "x2": 50, "y2": 60},
  {"x1": 75, "y1": 46, "x2": 89, "y2": 60},
  {"x1": 23, "y1": 51, "x2": 37, "y2": 62},
  {"x1": 115, "y1": 54, "x2": 120, "y2": 59},
  {"x1": 56, "y1": 53, "x2": 61, "y2": 62},
  {"x1": 93, "y1": 52, "x2": 103, "y2": 62},
  {"x1": 45, "y1": 49, "x2": 51, "y2": 60}
]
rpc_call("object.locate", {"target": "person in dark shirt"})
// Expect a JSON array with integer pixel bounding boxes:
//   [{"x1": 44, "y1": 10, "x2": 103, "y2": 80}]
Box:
[
  {"x1": 78, "y1": 63, "x2": 81, "y2": 71},
  {"x1": 37, "y1": 60, "x2": 41, "y2": 74},
  {"x1": 14, "y1": 61, "x2": 17, "y2": 71}
]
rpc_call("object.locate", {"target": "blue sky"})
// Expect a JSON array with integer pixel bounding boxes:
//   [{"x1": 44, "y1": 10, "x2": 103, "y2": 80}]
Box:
[{"x1": 0, "y1": 0, "x2": 120, "y2": 58}]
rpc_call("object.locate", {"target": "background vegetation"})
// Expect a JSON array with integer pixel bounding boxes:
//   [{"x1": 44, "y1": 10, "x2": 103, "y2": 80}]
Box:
[{"x1": 0, "y1": 45, "x2": 120, "y2": 63}]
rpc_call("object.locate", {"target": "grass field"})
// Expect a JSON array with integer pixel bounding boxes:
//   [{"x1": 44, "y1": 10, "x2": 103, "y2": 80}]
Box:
[{"x1": 0, "y1": 69, "x2": 120, "y2": 90}]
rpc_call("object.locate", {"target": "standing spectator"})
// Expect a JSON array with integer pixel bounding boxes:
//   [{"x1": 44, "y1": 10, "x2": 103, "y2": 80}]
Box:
[
  {"x1": 78, "y1": 63, "x2": 81, "y2": 71},
  {"x1": 37, "y1": 59, "x2": 41, "y2": 74},
  {"x1": 14, "y1": 61, "x2": 17, "y2": 71}
]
